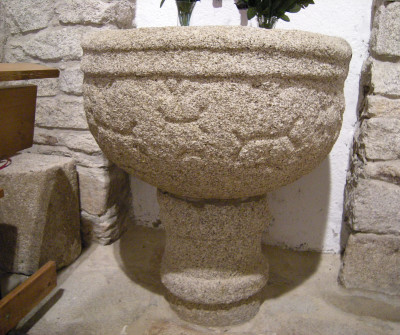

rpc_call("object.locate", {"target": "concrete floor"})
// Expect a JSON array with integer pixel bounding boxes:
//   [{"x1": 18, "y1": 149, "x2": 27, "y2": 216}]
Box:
[{"x1": 12, "y1": 225, "x2": 400, "y2": 335}]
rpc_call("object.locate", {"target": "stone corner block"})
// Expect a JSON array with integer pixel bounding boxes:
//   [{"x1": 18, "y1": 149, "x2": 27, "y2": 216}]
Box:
[
  {"x1": 363, "y1": 161, "x2": 400, "y2": 186},
  {"x1": 349, "y1": 178, "x2": 400, "y2": 235},
  {"x1": 34, "y1": 128, "x2": 100, "y2": 154},
  {"x1": 363, "y1": 95, "x2": 400, "y2": 119},
  {"x1": 371, "y1": 60, "x2": 400, "y2": 97},
  {"x1": 0, "y1": 153, "x2": 81, "y2": 275},
  {"x1": 25, "y1": 144, "x2": 111, "y2": 169},
  {"x1": 36, "y1": 96, "x2": 87, "y2": 129},
  {"x1": 77, "y1": 165, "x2": 130, "y2": 216},
  {"x1": 339, "y1": 233, "x2": 400, "y2": 296},
  {"x1": 360, "y1": 117, "x2": 400, "y2": 161},
  {"x1": 56, "y1": 0, "x2": 135, "y2": 29},
  {"x1": 60, "y1": 66, "x2": 83, "y2": 95},
  {"x1": 22, "y1": 27, "x2": 86, "y2": 62},
  {"x1": 371, "y1": 1, "x2": 400, "y2": 58},
  {"x1": 81, "y1": 204, "x2": 130, "y2": 246},
  {"x1": 3, "y1": 0, "x2": 53, "y2": 34}
]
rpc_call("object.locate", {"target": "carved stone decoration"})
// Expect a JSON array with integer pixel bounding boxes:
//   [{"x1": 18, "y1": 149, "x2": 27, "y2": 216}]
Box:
[{"x1": 82, "y1": 26, "x2": 351, "y2": 326}]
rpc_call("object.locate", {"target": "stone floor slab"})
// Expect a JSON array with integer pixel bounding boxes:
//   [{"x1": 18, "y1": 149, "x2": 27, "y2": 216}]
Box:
[{"x1": 16, "y1": 225, "x2": 400, "y2": 335}]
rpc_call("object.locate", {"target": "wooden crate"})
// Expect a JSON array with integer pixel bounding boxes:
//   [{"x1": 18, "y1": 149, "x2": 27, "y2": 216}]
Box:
[{"x1": 0, "y1": 85, "x2": 37, "y2": 157}]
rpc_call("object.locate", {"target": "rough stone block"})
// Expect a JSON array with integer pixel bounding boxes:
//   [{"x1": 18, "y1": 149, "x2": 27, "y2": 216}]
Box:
[
  {"x1": 360, "y1": 118, "x2": 400, "y2": 160},
  {"x1": 60, "y1": 66, "x2": 83, "y2": 95},
  {"x1": 36, "y1": 96, "x2": 87, "y2": 129},
  {"x1": 77, "y1": 166, "x2": 111, "y2": 216},
  {"x1": 340, "y1": 233, "x2": 400, "y2": 296},
  {"x1": 3, "y1": 0, "x2": 53, "y2": 34},
  {"x1": 3, "y1": 38, "x2": 29, "y2": 63},
  {"x1": 0, "y1": 78, "x2": 58, "y2": 97},
  {"x1": 77, "y1": 165, "x2": 128, "y2": 216},
  {"x1": 34, "y1": 128, "x2": 101, "y2": 154},
  {"x1": 22, "y1": 27, "x2": 87, "y2": 61},
  {"x1": 57, "y1": 0, "x2": 135, "y2": 29},
  {"x1": 25, "y1": 145, "x2": 110, "y2": 169},
  {"x1": 0, "y1": 153, "x2": 81, "y2": 275},
  {"x1": 79, "y1": 164, "x2": 130, "y2": 245},
  {"x1": 371, "y1": 60, "x2": 400, "y2": 97},
  {"x1": 81, "y1": 204, "x2": 129, "y2": 245},
  {"x1": 371, "y1": 1, "x2": 400, "y2": 57},
  {"x1": 349, "y1": 179, "x2": 400, "y2": 235},
  {"x1": 363, "y1": 96, "x2": 400, "y2": 119},
  {"x1": 364, "y1": 161, "x2": 400, "y2": 186}
]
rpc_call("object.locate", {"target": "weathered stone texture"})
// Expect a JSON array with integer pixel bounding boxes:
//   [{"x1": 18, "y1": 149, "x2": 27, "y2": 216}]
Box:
[
  {"x1": 371, "y1": 1, "x2": 400, "y2": 58},
  {"x1": 26, "y1": 144, "x2": 110, "y2": 169},
  {"x1": 341, "y1": 0, "x2": 400, "y2": 297},
  {"x1": 0, "y1": 153, "x2": 81, "y2": 275},
  {"x1": 159, "y1": 191, "x2": 269, "y2": 325},
  {"x1": 362, "y1": 95, "x2": 400, "y2": 119},
  {"x1": 77, "y1": 166, "x2": 111, "y2": 216},
  {"x1": 77, "y1": 165, "x2": 129, "y2": 216},
  {"x1": 3, "y1": 0, "x2": 53, "y2": 34},
  {"x1": 349, "y1": 179, "x2": 400, "y2": 235},
  {"x1": 371, "y1": 60, "x2": 400, "y2": 97},
  {"x1": 364, "y1": 161, "x2": 400, "y2": 186},
  {"x1": 0, "y1": 78, "x2": 59, "y2": 97},
  {"x1": 81, "y1": 203, "x2": 130, "y2": 245},
  {"x1": 34, "y1": 128, "x2": 101, "y2": 154},
  {"x1": 60, "y1": 66, "x2": 83, "y2": 95},
  {"x1": 82, "y1": 26, "x2": 351, "y2": 199},
  {"x1": 22, "y1": 27, "x2": 87, "y2": 61},
  {"x1": 57, "y1": 0, "x2": 135, "y2": 28},
  {"x1": 36, "y1": 96, "x2": 87, "y2": 129},
  {"x1": 3, "y1": 38, "x2": 29, "y2": 63},
  {"x1": 1, "y1": 0, "x2": 135, "y2": 248},
  {"x1": 360, "y1": 118, "x2": 400, "y2": 161},
  {"x1": 340, "y1": 233, "x2": 400, "y2": 295}
]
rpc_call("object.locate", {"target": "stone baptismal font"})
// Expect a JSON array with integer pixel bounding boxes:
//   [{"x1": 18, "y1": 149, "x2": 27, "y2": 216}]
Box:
[{"x1": 81, "y1": 26, "x2": 351, "y2": 326}]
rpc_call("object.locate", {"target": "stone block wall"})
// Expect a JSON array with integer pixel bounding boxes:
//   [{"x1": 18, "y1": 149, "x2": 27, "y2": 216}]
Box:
[
  {"x1": 340, "y1": 0, "x2": 400, "y2": 295},
  {"x1": 0, "y1": 0, "x2": 136, "y2": 245}
]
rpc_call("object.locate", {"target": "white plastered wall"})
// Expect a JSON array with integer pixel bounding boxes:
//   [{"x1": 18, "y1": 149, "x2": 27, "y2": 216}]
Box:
[{"x1": 131, "y1": 0, "x2": 373, "y2": 253}]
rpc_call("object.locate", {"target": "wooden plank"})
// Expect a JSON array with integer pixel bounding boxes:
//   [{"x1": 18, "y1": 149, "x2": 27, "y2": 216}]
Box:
[
  {"x1": 0, "y1": 63, "x2": 59, "y2": 82},
  {"x1": 0, "y1": 188, "x2": 3, "y2": 198},
  {"x1": 0, "y1": 85, "x2": 37, "y2": 157},
  {"x1": 0, "y1": 261, "x2": 57, "y2": 335}
]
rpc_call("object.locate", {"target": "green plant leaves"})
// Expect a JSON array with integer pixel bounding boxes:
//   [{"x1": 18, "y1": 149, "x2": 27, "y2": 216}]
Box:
[
  {"x1": 247, "y1": 7, "x2": 258, "y2": 20},
  {"x1": 237, "y1": 0, "x2": 315, "y2": 28},
  {"x1": 280, "y1": 14, "x2": 290, "y2": 21},
  {"x1": 287, "y1": 4, "x2": 301, "y2": 13}
]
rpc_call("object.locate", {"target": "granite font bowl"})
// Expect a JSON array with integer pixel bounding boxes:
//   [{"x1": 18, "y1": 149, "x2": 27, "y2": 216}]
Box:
[{"x1": 82, "y1": 26, "x2": 351, "y2": 199}]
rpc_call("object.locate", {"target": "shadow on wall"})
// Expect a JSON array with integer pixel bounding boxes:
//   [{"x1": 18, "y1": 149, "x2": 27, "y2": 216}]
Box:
[{"x1": 267, "y1": 157, "x2": 331, "y2": 252}]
